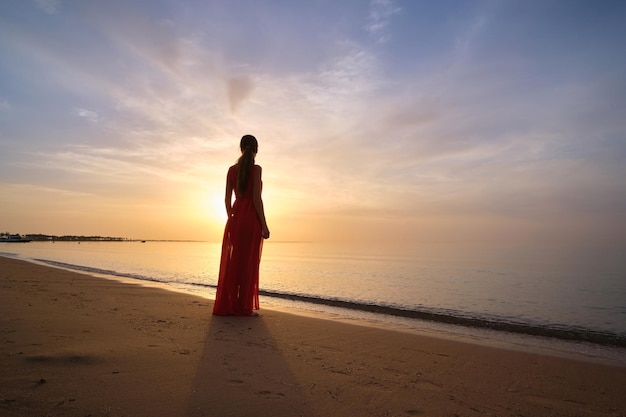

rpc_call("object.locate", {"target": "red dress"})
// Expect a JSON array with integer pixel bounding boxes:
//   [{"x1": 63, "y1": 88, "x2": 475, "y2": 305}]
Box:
[{"x1": 212, "y1": 164, "x2": 263, "y2": 315}]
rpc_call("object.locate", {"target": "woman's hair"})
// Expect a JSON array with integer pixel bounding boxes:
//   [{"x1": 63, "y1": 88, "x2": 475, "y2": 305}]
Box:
[{"x1": 236, "y1": 134, "x2": 258, "y2": 194}]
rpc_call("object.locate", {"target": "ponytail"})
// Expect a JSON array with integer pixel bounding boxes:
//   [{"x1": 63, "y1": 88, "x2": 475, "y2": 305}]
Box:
[{"x1": 236, "y1": 135, "x2": 258, "y2": 194}]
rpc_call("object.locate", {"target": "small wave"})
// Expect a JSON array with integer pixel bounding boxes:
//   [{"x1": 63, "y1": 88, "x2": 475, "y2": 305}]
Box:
[
  {"x1": 257, "y1": 291, "x2": 626, "y2": 348},
  {"x1": 36, "y1": 258, "x2": 626, "y2": 348}
]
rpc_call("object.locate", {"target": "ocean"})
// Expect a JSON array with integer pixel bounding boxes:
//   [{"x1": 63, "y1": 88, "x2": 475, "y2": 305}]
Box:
[{"x1": 2, "y1": 240, "x2": 625, "y2": 365}]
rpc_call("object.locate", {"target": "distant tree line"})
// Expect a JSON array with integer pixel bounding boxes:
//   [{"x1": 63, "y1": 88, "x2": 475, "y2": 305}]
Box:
[{"x1": 1, "y1": 232, "x2": 132, "y2": 242}]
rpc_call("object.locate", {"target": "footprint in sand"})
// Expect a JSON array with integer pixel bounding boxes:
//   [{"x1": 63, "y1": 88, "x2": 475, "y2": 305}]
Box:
[{"x1": 257, "y1": 390, "x2": 285, "y2": 400}]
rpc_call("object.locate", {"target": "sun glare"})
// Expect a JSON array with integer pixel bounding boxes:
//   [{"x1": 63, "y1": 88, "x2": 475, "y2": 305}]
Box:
[
  {"x1": 210, "y1": 195, "x2": 228, "y2": 223},
  {"x1": 193, "y1": 187, "x2": 228, "y2": 225}
]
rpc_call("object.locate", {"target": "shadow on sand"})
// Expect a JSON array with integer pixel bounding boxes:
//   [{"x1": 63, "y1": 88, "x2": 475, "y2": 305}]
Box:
[{"x1": 184, "y1": 313, "x2": 319, "y2": 417}]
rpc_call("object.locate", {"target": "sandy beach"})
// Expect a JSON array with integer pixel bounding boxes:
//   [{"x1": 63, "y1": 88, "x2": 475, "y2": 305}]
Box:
[{"x1": 1, "y1": 256, "x2": 625, "y2": 417}]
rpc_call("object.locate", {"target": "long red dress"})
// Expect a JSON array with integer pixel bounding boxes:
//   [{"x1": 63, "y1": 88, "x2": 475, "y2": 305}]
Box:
[{"x1": 212, "y1": 164, "x2": 263, "y2": 315}]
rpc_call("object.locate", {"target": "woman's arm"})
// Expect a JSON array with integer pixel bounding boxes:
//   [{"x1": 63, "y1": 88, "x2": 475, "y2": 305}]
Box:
[
  {"x1": 224, "y1": 168, "x2": 234, "y2": 218},
  {"x1": 252, "y1": 166, "x2": 270, "y2": 239}
]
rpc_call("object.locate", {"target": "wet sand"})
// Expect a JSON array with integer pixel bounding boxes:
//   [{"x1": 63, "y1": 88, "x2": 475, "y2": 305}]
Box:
[{"x1": 1, "y1": 255, "x2": 625, "y2": 416}]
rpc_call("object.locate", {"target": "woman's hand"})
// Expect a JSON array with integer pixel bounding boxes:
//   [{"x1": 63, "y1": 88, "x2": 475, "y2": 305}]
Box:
[{"x1": 262, "y1": 226, "x2": 270, "y2": 239}]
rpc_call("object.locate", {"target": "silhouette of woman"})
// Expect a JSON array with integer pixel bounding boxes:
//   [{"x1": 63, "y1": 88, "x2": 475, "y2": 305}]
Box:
[{"x1": 213, "y1": 135, "x2": 270, "y2": 316}]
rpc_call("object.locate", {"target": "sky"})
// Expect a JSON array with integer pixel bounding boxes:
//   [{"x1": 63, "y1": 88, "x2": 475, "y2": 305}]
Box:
[{"x1": 1, "y1": 1, "x2": 625, "y2": 252}]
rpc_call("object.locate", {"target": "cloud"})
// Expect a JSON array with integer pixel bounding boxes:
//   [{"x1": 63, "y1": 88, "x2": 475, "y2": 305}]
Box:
[
  {"x1": 226, "y1": 76, "x2": 254, "y2": 114},
  {"x1": 366, "y1": 0, "x2": 401, "y2": 43},
  {"x1": 73, "y1": 107, "x2": 99, "y2": 123},
  {"x1": 103, "y1": 15, "x2": 183, "y2": 73}
]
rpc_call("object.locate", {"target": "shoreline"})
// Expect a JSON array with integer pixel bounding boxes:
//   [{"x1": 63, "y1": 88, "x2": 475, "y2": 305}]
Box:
[
  {"x1": 4, "y1": 240, "x2": 625, "y2": 355},
  {"x1": 12, "y1": 255, "x2": 626, "y2": 367},
  {"x1": 2, "y1": 255, "x2": 626, "y2": 416}
]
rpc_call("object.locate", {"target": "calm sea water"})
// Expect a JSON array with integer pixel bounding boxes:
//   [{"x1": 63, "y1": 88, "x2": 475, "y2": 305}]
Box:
[{"x1": 2, "y1": 240, "x2": 625, "y2": 363}]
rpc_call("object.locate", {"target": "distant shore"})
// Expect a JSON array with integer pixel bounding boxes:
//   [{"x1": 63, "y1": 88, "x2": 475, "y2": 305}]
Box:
[
  {"x1": 1, "y1": 233, "x2": 132, "y2": 242},
  {"x1": 1, "y1": 255, "x2": 625, "y2": 416},
  {"x1": 0, "y1": 234, "x2": 216, "y2": 242}
]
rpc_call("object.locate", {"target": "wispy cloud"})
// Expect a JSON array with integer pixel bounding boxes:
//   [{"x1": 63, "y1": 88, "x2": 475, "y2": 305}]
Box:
[
  {"x1": 73, "y1": 108, "x2": 99, "y2": 123},
  {"x1": 366, "y1": 0, "x2": 401, "y2": 44}
]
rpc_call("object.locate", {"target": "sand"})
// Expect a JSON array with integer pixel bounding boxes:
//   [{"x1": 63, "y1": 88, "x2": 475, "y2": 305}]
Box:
[{"x1": 1, "y1": 255, "x2": 625, "y2": 417}]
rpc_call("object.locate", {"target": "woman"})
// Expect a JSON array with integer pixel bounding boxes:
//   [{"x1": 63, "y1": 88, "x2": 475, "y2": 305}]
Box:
[{"x1": 213, "y1": 134, "x2": 270, "y2": 316}]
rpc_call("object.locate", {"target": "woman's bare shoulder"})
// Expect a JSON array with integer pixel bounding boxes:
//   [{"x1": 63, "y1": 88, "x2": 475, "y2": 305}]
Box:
[{"x1": 251, "y1": 165, "x2": 263, "y2": 179}]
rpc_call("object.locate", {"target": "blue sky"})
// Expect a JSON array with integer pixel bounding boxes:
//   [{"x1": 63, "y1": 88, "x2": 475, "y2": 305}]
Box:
[{"x1": 0, "y1": 0, "x2": 625, "y2": 252}]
